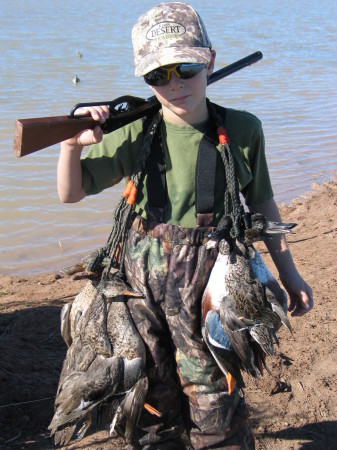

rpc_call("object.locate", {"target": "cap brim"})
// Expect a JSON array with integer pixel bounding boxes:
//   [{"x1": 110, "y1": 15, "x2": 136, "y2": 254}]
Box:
[{"x1": 135, "y1": 47, "x2": 212, "y2": 77}]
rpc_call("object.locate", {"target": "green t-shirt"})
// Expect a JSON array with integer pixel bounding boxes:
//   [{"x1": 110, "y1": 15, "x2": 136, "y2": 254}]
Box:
[{"x1": 81, "y1": 105, "x2": 273, "y2": 227}]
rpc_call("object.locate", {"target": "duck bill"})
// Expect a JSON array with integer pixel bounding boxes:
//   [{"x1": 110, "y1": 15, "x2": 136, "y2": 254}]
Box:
[
  {"x1": 265, "y1": 221, "x2": 297, "y2": 235},
  {"x1": 124, "y1": 289, "x2": 145, "y2": 298},
  {"x1": 144, "y1": 403, "x2": 163, "y2": 417}
]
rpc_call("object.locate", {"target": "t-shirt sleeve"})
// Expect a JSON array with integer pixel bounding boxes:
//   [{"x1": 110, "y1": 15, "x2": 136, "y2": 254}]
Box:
[
  {"x1": 80, "y1": 121, "x2": 142, "y2": 195},
  {"x1": 81, "y1": 135, "x2": 124, "y2": 195}
]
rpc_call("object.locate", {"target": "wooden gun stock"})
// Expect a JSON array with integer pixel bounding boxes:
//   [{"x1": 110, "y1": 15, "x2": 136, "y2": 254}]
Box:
[
  {"x1": 13, "y1": 115, "x2": 97, "y2": 157},
  {"x1": 13, "y1": 51, "x2": 263, "y2": 158}
]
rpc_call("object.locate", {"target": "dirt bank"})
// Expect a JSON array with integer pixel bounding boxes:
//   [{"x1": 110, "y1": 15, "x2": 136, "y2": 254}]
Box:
[{"x1": 0, "y1": 177, "x2": 336, "y2": 450}]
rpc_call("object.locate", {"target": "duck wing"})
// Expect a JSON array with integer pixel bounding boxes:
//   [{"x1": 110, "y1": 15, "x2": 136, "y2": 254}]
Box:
[
  {"x1": 122, "y1": 376, "x2": 148, "y2": 444},
  {"x1": 248, "y1": 322, "x2": 275, "y2": 357},
  {"x1": 249, "y1": 245, "x2": 292, "y2": 334},
  {"x1": 49, "y1": 355, "x2": 123, "y2": 444},
  {"x1": 202, "y1": 309, "x2": 245, "y2": 390},
  {"x1": 219, "y1": 297, "x2": 259, "y2": 378},
  {"x1": 60, "y1": 303, "x2": 72, "y2": 348},
  {"x1": 98, "y1": 377, "x2": 149, "y2": 444},
  {"x1": 60, "y1": 281, "x2": 97, "y2": 350},
  {"x1": 265, "y1": 286, "x2": 292, "y2": 333}
]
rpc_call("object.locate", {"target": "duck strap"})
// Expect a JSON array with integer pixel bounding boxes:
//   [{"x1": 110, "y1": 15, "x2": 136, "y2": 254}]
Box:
[
  {"x1": 88, "y1": 110, "x2": 164, "y2": 282},
  {"x1": 218, "y1": 129, "x2": 251, "y2": 237},
  {"x1": 208, "y1": 101, "x2": 251, "y2": 238}
]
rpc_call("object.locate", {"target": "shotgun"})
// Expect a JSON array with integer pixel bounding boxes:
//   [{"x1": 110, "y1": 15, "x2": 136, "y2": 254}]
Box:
[{"x1": 13, "y1": 51, "x2": 263, "y2": 157}]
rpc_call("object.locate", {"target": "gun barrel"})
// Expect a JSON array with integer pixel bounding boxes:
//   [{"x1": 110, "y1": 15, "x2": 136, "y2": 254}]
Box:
[{"x1": 208, "y1": 51, "x2": 263, "y2": 86}]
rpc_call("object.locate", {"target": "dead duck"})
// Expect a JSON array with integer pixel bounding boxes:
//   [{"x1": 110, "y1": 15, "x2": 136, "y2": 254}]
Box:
[
  {"x1": 49, "y1": 271, "x2": 158, "y2": 446},
  {"x1": 60, "y1": 248, "x2": 108, "y2": 280},
  {"x1": 244, "y1": 213, "x2": 295, "y2": 332},
  {"x1": 202, "y1": 213, "x2": 295, "y2": 393},
  {"x1": 60, "y1": 280, "x2": 98, "y2": 349}
]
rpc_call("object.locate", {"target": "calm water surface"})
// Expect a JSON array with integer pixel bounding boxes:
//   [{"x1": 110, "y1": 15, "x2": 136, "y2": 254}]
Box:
[{"x1": 1, "y1": 0, "x2": 336, "y2": 275}]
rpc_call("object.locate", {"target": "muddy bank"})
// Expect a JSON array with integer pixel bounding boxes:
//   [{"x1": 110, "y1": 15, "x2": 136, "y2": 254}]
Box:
[{"x1": 0, "y1": 178, "x2": 336, "y2": 449}]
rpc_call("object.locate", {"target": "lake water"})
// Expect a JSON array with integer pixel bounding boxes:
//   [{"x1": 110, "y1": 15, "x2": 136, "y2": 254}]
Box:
[{"x1": 0, "y1": 0, "x2": 336, "y2": 275}]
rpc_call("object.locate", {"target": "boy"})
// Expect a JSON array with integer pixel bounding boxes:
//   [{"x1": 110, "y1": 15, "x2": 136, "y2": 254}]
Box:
[{"x1": 57, "y1": 2, "x2": 313, "y2": 449}]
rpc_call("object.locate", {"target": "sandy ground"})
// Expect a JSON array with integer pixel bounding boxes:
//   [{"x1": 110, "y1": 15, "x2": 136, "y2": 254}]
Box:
[{"x1": 0, "y1": 177, "x2": 336, "y2": 450}]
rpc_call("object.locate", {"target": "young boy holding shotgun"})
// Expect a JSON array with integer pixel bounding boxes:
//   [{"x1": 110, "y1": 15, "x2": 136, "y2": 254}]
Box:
[{"x1": 57, "y1": 2, "x2": 313, "y2": 449}]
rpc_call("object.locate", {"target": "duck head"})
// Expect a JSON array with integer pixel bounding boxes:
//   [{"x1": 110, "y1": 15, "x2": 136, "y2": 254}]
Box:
[
  {"x1": 208, "y1": 212, "x2": 296, "y2": 247},
  {"x1": 101, "y1": 273, "x2": 144, "y2": 300},
  {"x1": 244, "y1": 213, "x2": 296, "y2": 245}
]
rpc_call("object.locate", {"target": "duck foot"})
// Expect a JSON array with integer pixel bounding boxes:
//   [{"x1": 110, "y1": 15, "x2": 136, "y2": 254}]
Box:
[{"x1": 76, "y1": 413, "x2": 92, "y2": 441}]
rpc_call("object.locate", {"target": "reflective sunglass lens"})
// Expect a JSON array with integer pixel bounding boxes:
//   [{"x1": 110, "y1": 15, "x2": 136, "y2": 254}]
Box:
[
  {"x1": 179, "y1": 64, "x2": 205, "y2": 79},
  {"x1": 144, "y1": 63, "x2": 206, "y2": 86},
  {"x1": 144, "y1": 69, "x2": 167, "y2": 86}
]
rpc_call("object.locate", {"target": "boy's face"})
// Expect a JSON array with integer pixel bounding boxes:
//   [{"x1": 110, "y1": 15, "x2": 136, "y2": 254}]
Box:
[{"x1": 149, "y1": 51, "x2": 216, "y2": 125}]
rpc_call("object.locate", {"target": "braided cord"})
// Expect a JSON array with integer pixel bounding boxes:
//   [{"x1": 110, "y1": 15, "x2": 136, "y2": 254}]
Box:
[
  {"x1": 207, "y1": 101, "x2": 250, "y2": 238},
  {"x1": 92, "y1": 110, "x2": 163, "y2": 282}
]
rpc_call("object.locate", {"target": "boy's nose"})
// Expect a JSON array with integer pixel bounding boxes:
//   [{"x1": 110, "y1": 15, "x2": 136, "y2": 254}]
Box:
[{"x1": 169, "y1": 72, "x2": 184, "y2": 88}]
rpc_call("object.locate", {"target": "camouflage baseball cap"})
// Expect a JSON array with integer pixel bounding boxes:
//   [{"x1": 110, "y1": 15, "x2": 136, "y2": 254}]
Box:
[{"x1": 132, "y1": 2, "x2": 212, "y2": 77}]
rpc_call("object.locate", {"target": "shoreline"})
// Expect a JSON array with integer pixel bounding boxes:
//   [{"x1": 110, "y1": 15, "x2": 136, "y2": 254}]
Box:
[
  {"x1": 1, "y1": 175, "x2": 335, "y2": 285},
  {"x1": 2, "y1": 171, "x2": 336, "y2": 279}
]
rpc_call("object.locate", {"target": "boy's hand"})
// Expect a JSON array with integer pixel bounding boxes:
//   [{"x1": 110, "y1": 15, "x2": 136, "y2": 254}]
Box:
[
  {"x1": 64, "y1": 105, "x2": 110, "y2": 148},
  {"x1": 280, "y1": 272, "x2": 314, "y2": 317},
  {"x1": 57, "y1": 105, "x2": 110, "y2": 203}
]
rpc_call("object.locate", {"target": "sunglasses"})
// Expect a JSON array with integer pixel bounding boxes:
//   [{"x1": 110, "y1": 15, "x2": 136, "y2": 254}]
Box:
[{"x1": 144, "y1": 63, "x2": 207, "y2": 87}]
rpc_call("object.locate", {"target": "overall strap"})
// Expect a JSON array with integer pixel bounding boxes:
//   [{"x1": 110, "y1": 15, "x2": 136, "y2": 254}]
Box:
[
  {"x1": 195, "y1": 135, "x2": 218, "y2": 227},
  {"x1": 144, "y1": 115, "x2": 167, "y2": 222},
  {"x1": 144, "y1": 109, "x2": 227, "y2": 226},
  {"x1": 195, "y1": 107, "x2": 227, "y2": 226}
]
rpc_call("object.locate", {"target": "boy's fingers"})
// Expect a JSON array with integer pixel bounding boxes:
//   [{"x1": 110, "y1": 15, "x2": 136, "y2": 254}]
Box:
[
  {"x1": 74, "y1": 105, "x2": 110, "y2": 123},
  {"x1": 92, "y1": 125, "x2": 104, "y2": 142},
  {"x1": 76, "y1": 126, "x2": 103, "y2": 146},
  {"x1": 289, "y1": 291, "x2": 313, "y2": 317}
]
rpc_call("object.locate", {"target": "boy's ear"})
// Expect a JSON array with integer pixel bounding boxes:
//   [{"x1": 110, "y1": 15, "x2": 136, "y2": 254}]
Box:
[{"x1": 207, "y1": 50, "x2": 216, "y2": 76}]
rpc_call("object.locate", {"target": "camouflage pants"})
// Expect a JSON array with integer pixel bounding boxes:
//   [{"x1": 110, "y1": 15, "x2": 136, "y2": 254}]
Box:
[{"x1": 124, "y1": 215, "x2": 255, "y2": 450}]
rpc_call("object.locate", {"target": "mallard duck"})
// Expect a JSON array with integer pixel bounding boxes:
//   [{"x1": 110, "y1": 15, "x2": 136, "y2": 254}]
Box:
[
  {"x1": 202, "y1": 213, "x2": 295, "y2": 394},
  {"x1": 49, "y1": 271, "x2": 158, "y2": 446}
]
